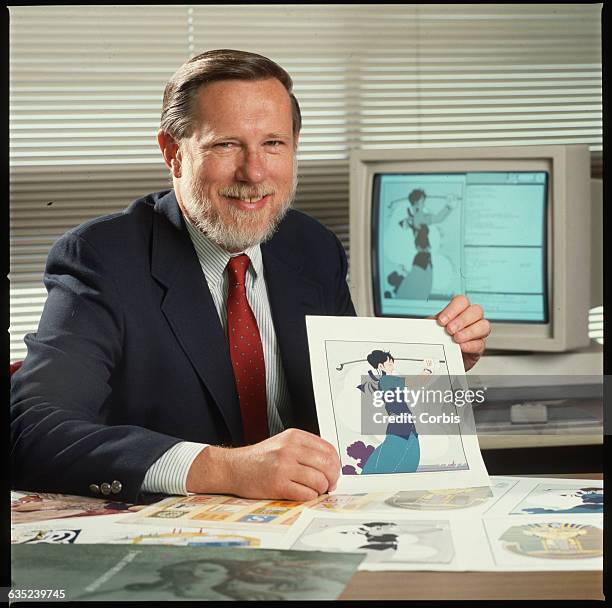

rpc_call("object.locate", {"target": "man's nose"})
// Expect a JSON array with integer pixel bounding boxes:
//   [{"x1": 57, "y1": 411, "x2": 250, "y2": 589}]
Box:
[{"x1": 235, "y1": 147, "x2": 266, "y2": 183}]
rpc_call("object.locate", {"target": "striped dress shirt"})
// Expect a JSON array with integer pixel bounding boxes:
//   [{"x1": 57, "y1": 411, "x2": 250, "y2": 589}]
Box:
[{"x1": 141, "y1": 216, "x2": 292, "y2": 494}]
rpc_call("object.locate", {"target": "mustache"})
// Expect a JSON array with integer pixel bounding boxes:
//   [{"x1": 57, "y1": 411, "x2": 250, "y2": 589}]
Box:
[{"x1": 218, "y1": 184, "x2": 275, "y2": 200}]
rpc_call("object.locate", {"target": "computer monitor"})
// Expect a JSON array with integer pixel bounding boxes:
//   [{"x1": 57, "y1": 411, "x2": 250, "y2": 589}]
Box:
[{"x1": 349, "y1": 145, "x2": 591, "y2": 352}]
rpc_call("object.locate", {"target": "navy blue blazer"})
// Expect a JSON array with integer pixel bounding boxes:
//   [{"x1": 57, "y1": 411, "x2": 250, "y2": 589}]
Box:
[{"x1": 10, "y1": 190, "x2": 356, "y2": 502}]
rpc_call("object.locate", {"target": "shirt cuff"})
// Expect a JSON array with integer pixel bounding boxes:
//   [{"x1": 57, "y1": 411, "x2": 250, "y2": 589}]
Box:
[{"x1": 141, "y1": 441, "x2": 209, "y2": 495}]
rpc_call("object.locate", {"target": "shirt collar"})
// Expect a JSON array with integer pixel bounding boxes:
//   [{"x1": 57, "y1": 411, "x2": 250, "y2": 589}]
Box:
[{"x1": 183, "y1": 214, "x2": 262, "y2": 286}]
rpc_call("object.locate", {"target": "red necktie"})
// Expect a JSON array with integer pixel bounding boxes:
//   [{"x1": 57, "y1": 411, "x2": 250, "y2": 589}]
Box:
[{"x1": 226, "y1": 255, "x2": 269, "y2": 444}]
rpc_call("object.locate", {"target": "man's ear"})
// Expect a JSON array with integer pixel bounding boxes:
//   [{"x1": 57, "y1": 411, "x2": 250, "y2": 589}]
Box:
[{"x1": 157, "y1": 130, "x2": 182, "y2": 179}]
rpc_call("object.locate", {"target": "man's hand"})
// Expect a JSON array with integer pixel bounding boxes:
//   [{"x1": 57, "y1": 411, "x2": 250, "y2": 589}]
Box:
[
  {"x1": 185, "y1": 428, "x2": 341, "y2": 501},
  {"x1": 434, "y1": 295, "x2": 491, "y2": 371}
]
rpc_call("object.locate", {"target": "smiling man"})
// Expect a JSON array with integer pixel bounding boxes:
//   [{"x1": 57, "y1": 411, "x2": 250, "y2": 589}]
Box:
[{"x1": 11, "y1": 50, "x2": 490, "y2": 504}]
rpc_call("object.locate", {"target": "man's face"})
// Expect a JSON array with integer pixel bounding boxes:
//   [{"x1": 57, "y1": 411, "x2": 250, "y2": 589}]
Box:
[{"x1": 176, "y1": 78, "x2": 298, "y2": 252}]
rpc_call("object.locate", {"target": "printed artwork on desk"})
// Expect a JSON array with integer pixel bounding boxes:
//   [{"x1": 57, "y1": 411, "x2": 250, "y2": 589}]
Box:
[
  {"x1": 500, "y1": 522, "x2": 602, "y2": 560},
  {"x1": 510, "y1": 484, "x2": 603, "y2": 515},
  {"x1": 11, "y1": 491, "x2": 142, "y2": 525},
  {"x1": 11, "y1": 527, "x2": 82, "y2": 544},
  {"x1": 11, "y1": 519, "x2": 283, "y2": 549},
  {"x1": 481, "y1": 477, "x2": 604, "y2": 518},
  {"x1": 306, "y1": 316, "x2": 490, "y2": 493},
  {"x1": 308, "y1": 493, "x2": 387, "y2": 513},
  {"x1": 386, "y1": 486, "x2": 492, "y2": 510},
  {"x1": 381, "y1": 477, "x2": 519, "y2": 513},
  {"x1": 482, "y1": 516, "x2": 603, "y2": 570},
  {"x1": 284, "y1": 513, "x2": 456, "y2": 569},
  {"x1": 11, "y1": 544, "x2": 363, "y2": 601},
  {"x1": 107, "y1": 528, "x2": 263, "y2": 547},
  {"x1": 125, "y1": 494, "x2": 325, "y2": 531}
]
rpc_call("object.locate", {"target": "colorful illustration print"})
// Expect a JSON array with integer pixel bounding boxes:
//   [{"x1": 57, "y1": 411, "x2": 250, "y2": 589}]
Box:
[
  {"x1": 499, "y1": 522, "x2": 602, "y2": 560},
  {"x1": 324, "y1": 339, "x2": 470, "y2": 480},
  {"x1": 11, "y1": 491, "x2": 139, "y2": 525},
  {"x1": 385, "y1": 486, "x2": 493, "y2": 510},
  {"x1": 133, "y1": 494, "x2": 321, "y2": 530},
  {"x1": 12, "y1": 528, "x2": 81, "y2": 544},
  {"x1": 112, "y1": 529, "x2": 261, "y2": 547},
  {"x1": 511, "y1": 485, "x2": 603, "y2": 515}
]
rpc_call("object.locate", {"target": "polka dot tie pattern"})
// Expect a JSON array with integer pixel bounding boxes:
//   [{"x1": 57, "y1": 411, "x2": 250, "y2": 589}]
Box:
[{"x1": 226, "y1": 254, "x2": 269, "y2": 444}]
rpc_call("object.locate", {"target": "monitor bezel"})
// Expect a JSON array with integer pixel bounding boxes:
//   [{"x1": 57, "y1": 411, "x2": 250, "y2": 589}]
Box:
[{"x1": 349, "y1": 145, "x2": 591, "y2": 352}]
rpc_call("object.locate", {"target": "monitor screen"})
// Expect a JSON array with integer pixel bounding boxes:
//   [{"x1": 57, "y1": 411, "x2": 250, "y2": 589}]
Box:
[{"x1": 372, "y1": 171, "x2": 548, "y2": 323}]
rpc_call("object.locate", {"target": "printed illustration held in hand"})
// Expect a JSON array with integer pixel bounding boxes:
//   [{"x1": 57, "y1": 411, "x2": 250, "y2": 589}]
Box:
[{"x1": 306, "y1": 316, "x2": 489, "y2": 493}]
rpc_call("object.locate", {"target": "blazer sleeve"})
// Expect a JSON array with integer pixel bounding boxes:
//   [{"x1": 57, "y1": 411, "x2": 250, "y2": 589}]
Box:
[{"x1": 10, "y1": 231, "x2": 183, "y2": 503}]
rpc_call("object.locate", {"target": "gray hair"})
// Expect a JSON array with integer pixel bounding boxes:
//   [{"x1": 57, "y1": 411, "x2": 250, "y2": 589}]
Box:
[{"x1": 160, "y1": 49, "x2": 302, "y2": 141}]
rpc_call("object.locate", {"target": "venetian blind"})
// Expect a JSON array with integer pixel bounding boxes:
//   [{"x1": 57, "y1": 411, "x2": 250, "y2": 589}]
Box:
[{"x1": 9, "y1": 4, "x2": 603, "y2": 361}]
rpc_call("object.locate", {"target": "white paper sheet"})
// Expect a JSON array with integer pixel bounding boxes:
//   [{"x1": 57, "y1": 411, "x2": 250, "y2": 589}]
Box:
[{"x1": 306, "y1": 316, "x2": 490, "y2": 493}]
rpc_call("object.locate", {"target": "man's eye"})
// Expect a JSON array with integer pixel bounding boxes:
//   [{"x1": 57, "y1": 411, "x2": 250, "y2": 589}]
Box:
[
  {"x1": 215, "y1": 142, "x2": 235, "y2": 149},
  {"x1": 266, "y1": 140, "x2": 283, "y2": 147}
]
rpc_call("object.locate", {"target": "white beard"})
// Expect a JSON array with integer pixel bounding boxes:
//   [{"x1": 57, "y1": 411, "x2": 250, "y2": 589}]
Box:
[{"x1": 180, "y1": 158, "x2": 298, "y2": 252}]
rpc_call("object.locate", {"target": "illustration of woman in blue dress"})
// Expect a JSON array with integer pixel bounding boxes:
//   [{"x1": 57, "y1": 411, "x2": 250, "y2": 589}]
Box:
[
  {"x1": 388, "y1": 188, "x2": 454, "y2": 301},
  {"x1": 356, "y1": 350, "x2": 420, "y2": 474}
]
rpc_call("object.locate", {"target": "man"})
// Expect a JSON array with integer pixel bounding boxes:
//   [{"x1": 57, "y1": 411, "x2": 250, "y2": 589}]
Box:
[{"x1": 11, "y1": 49, "x2": 491, "y2": 504}]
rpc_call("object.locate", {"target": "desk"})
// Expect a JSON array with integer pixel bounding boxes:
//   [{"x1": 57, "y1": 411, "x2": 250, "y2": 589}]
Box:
[
  {"x1": 11, "y1": 474, "x2": 603, "y2": 601},
  {"x1": 340, "y1": 474, "x2": 604, "y2": 600}
]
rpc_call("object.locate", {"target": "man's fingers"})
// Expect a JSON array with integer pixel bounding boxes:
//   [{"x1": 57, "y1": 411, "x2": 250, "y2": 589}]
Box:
[
  {"x1": 436, "y1": 295, "x2": 470, "y2": 326},
  {"x1": 452, "y1": 318, "x2": 491, "y2": 343},
  {"x1": 444, "y1": 303, "x2": 485, "y2": 336},
  {"x1": 296, "y1": 447, "x2": 340, "y2": 491},
  {"x1": 285, "y1": 429, "x2": 340, "y2": 467},
  {"x1": 459, "y1": 338, "x2": 486, "y2": 354},
  {"x1": 283, "y1": 481, "x2": 320, "y2": 502},
  {"x1": 290, "y1": 463, "x2": 331, "y2": 497}
]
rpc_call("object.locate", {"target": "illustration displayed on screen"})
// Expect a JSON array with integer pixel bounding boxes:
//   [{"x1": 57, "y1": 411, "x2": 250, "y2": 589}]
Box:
[{"x1": 373, "y1": 172, "x2": 547, "y2": 322}]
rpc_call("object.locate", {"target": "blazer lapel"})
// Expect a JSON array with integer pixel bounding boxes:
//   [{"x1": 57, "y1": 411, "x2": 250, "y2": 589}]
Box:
[
  {"x1": 261, "y1": 244, "x2": 323, "y2": 434},
  {"x1": 151, "y1": 191, "x2": 243, "y2": 445}
]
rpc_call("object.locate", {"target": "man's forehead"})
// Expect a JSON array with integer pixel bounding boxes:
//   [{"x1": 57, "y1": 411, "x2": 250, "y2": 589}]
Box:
[{"x1": 193, "y1": 78, "x2": 292, "y2": 121}]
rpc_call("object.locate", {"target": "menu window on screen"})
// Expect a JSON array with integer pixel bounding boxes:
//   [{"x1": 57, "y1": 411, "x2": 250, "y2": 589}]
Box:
[{"x1": 372, "y1": 171, "x2": 548, "y2": 323}]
